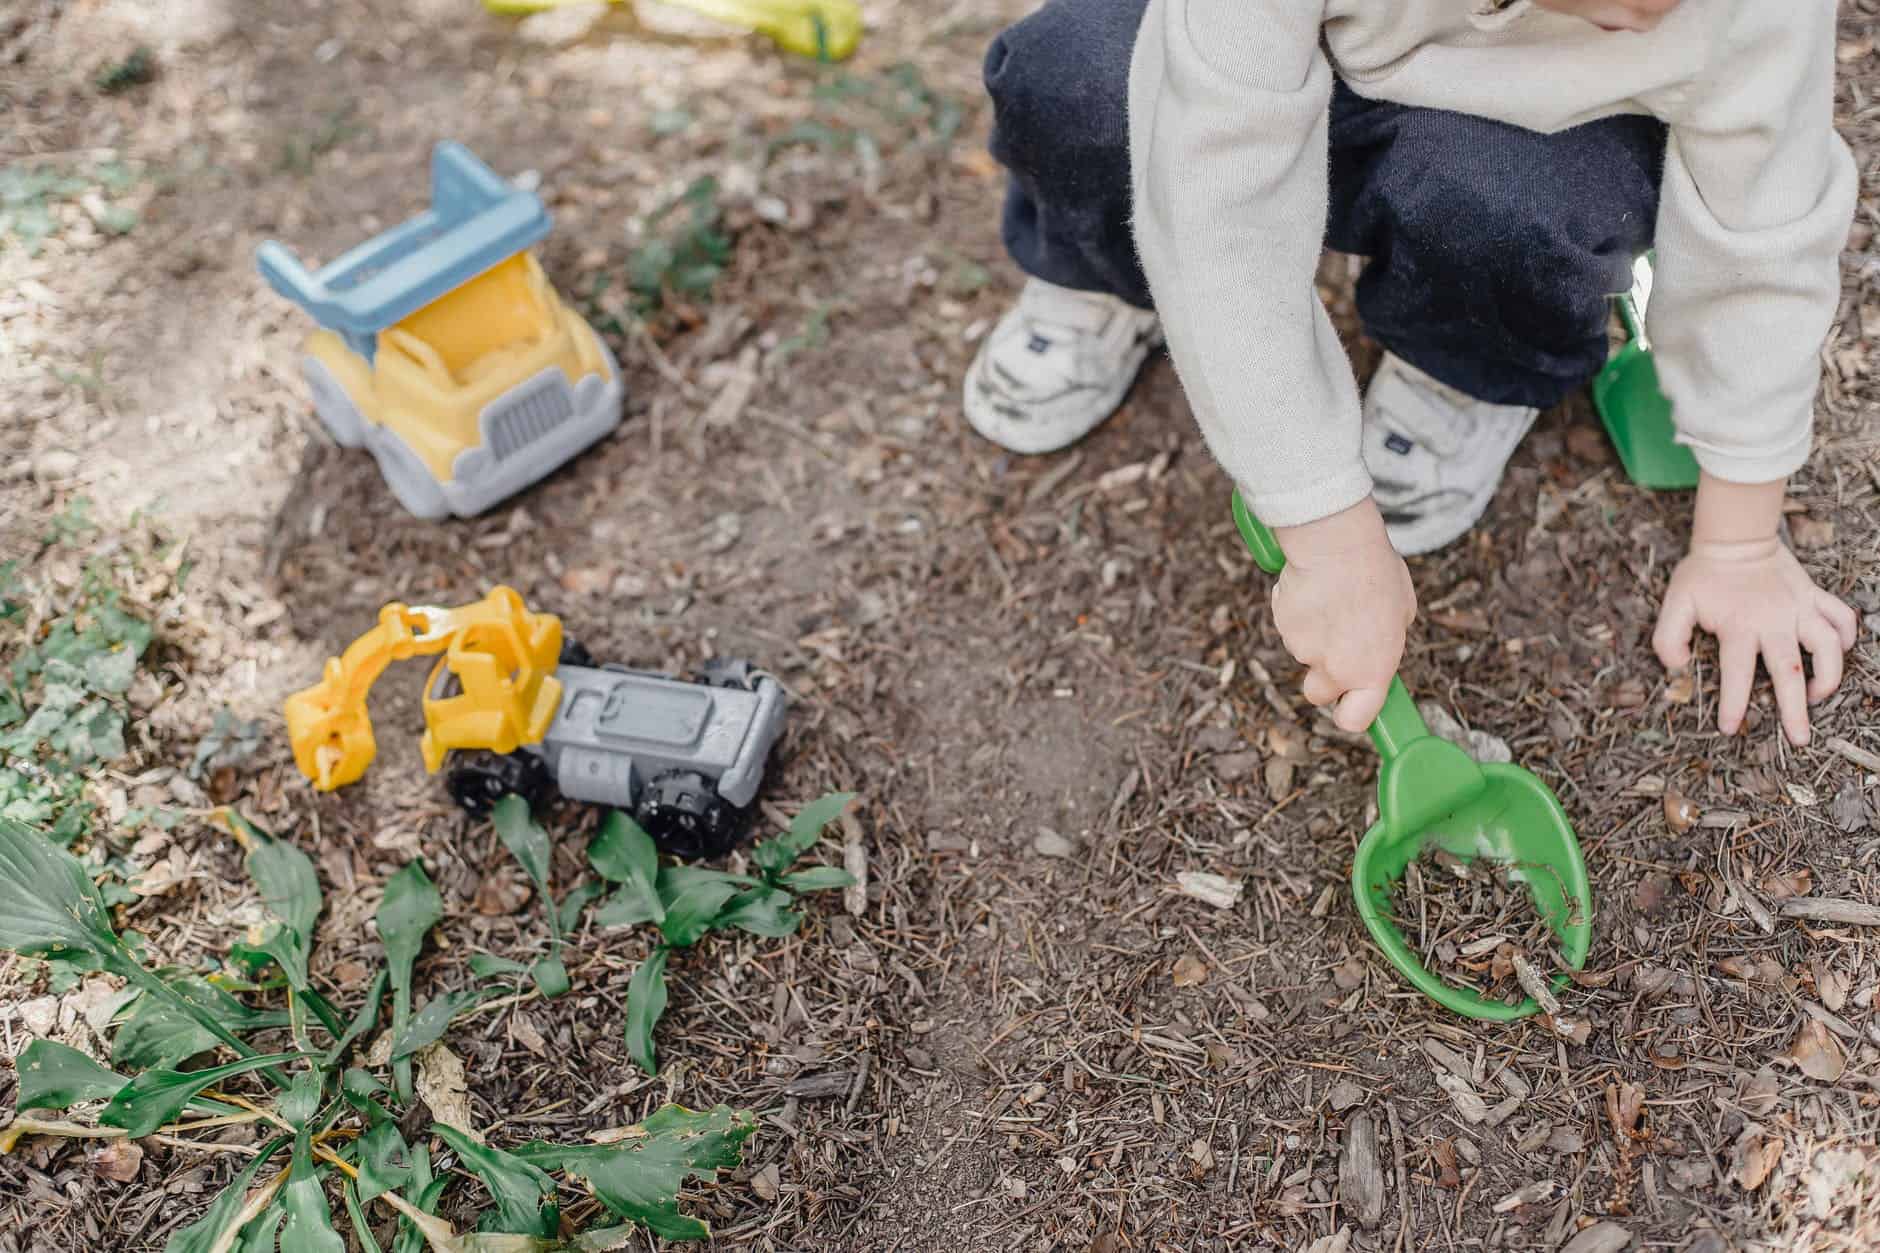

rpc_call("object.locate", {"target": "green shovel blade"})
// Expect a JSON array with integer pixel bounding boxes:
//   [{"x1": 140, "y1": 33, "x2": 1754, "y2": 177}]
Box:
[{"x1": 1231, "y1": 491, "x2": 1593, "y2": 1019}]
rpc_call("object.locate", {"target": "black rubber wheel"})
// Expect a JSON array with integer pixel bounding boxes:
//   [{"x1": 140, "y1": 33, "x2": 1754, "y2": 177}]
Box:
[
  {"x1": 636, "y1": 769, "x2": 751, "y2": 860},
  {"x1": 558, "y1": 635, "x2": 596, "y2": 669},
  {"x1": 446, "y1": 750, "x2": 550, "y2": 817},
  {"x1": 696, "y1": 657, "x2": 761, "y2": 691}
]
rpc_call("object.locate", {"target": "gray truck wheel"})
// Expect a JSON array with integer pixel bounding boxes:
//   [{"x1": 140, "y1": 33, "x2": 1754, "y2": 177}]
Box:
[
  {"x1": 637, "y1": 770, "x2": 749, "y2": 860},
  {"x1": 369, "y1": 430, "x2": 451, "y2": 520},
  {"x1": 302, "y1": 355, "x2": 367, "y2": 448},
  {"x1": 446, "y1": 751, "x2": 550, "y2": 817},
  {"x1": 697, "y1": 657, "x2": 761, "y2": 691}
]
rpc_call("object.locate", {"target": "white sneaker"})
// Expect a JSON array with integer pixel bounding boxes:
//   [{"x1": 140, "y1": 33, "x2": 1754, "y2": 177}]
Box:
[
  {"x1": 964, "y1": 278, "x2": 1162, "y2": 455},
  {"x1": 1361, "y1": 352, "x2": 1539, "y2": 556}
]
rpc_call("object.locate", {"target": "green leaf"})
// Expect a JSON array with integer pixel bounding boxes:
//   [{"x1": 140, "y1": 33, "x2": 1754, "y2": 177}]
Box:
[
  {"x1": 83, "y1": 646, "x2": 136, "y2": 694},
  {"x1": 588, "y1": 813, "x2": 662, "y2": 926},
  {"x1": 230, "y1": 813, "x2": 322, "y2": 991},
  {"x1": 467, "y1": 954, "x2": 533, "y2": 981},
  {"x1": 356, "y1": 1120, "x2": 412, "y2": 1205},
  {"x1": 279, "y1": 1127, "x2": 345, "y2": 1253},
  {"x1": 162, "y1": 1136, "x2": 289, "y2": 1253},
  {"x1": 624, "y1": 948, "x2": 669, "y2": 1076},
  {"x1": 750, "y1": 793, "x2": 853, "y2": 879},
  {"x1": 280, "y1": 1070, "x2": 323, "y2": 1128},
  {"x1": 392, "y1": 989, "x2": 484, "y2": 1060},
  {"x1": 556, "y1": 880, "x2": 607, "y2": 934},
  {"x1": 15, "y1": 1039, "x2": 127, "y2": 1110},
  {"x1": 238, "y1": 1203, "x2": 285, "y2": 1253},
  {"x1": 99, "y1": 1051, "x2": 304, "y2": 1138},
  {"x1": 778, "y1": 866, "x2": 857, "y2": 893},
  {"x1": 322, "y1": 967, "x2": 388, "y2": 1069},
  {"x1": 113, "y1": 973, "x2": 289, "y2": 1070},
  {"x1": 657, "y1": 878, "x2": 739, "y2": 947},
  {"x1": 342, "y1": 1179, "x2": 385, "y2": 1253},
  {"x1": 378, "y1": 861, "x2": 441, "y2": 1104},
  {"x1": 710, "y1": 887, "x2": 801, "y2": 939},
  {"x1": 378, "y1": 864, "x2": 441, "y2": 984},
  {"x1": 531, "y1": 957, "x2": 570, "y2": 999},
  {"x1": 431, "y1": 1123, "x2": 559, "y2": 1238},
  {"x1": 592, "y1": 888, "x2": 663, "y2": 930},
  {"x1": 0, "y1": 814, "x2": 129, "y2": 974},
  {"x1": 391, "y1": 1144, "x2": 440, "y2": 1253},
  {"x1": 516, "y1": 1104, "x2": 756, "y2": 1241},
  {"x1": 491, "y1": 795, "x2": 552, "y2": 902}
]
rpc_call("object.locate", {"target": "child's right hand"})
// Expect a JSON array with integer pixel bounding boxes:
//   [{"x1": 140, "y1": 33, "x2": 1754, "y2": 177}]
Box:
[{"x1": 1271, "y1": 499, "x2": 1417, "y2": 732}]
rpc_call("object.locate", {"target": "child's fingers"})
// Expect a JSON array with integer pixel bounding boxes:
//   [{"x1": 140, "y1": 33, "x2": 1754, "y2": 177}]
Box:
[
  {"x1": 1651, "y1": 593, "x2": 1697, "y2": 671},
  {"x1": 1333, "y1": 684, "x2": 1388, "y2": 733},
  {"x1": 1800, "y1": 615, "x2": 1845, "y2": 704},
  {"x1": 1302, "y1": 667, "x2": 1342, "y2": 707},
  {"x1": 1818, "y1": 590, "x2": 1860, "y2": 651},
  {"x1": 1717, "y1": 632, "x2": 1757, "y2": 735},
  {"x1": 1761, "y1": 633, "x2": 1811, "y2": 746}
]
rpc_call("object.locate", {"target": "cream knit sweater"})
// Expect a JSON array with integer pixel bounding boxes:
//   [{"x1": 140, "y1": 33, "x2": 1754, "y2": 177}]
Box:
[{"x1": 1127, "y1": 0, "x2": 1856, "y2": 527}]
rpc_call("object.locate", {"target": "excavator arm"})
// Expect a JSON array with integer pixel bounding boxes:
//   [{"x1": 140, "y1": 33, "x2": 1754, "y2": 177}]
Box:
[{"x1": 284, "y1": 586, "x2": 565, "y2": 791}]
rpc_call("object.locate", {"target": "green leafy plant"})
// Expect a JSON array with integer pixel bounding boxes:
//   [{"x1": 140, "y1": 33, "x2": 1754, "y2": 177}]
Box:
[
  {"x1": 625, "y1": 176, "x2": 731, "y2": 315},
  {"x1": 587, "y1": 793, "x2": 857, "y2": 1074},
  {"x1": 0, "y1": 160, "x2": 140, "y2": 253},
  {"x1": 0, "y1": 542, "x2": 153, "y2": 846},
  {"x1": 0, "y1": 814, "x2": 757, "y2": 1247}
]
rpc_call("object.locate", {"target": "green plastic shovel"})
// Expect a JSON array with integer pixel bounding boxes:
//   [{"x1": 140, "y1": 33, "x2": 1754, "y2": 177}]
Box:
[
  {"x1": 1231, "y1": 492, "x2": 1593, "y2": 1019},
  {"x1": 1591, "y1": 252, "x2": 1700, "y2": 491}
]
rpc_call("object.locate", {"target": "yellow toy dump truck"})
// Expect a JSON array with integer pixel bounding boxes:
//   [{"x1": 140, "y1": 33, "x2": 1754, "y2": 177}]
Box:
[
  {"x1": 257, "y1": 143, "x2": 621, "y2": 519},
  {"x1": 285, "y1": 588, "x2": 788, "y2": 859}
]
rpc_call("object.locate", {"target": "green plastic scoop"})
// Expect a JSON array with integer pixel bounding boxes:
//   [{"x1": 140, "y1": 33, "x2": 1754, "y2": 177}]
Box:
[
  {"x1": 1591, "y1": 252, "x2": 1699, "y2": 491},
  {"x1": 1231, "y1": 492, "x2": 1593, "y2": 1019}
]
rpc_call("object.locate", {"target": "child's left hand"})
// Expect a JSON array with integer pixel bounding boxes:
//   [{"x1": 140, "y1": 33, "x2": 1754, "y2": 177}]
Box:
[{"x1": 1652, "y1": 536, "x2": 1858, "y2": 746}]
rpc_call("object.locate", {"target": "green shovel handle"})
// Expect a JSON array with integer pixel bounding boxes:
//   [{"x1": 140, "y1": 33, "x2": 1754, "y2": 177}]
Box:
[{"x1": 1230, "y1": 490, "x2": 1432, "y2": 761}]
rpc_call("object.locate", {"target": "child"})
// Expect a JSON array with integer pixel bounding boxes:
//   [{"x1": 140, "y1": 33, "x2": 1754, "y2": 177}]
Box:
[{"x1": 965, "y1": 0, "x2": 1859, "y2": 746}]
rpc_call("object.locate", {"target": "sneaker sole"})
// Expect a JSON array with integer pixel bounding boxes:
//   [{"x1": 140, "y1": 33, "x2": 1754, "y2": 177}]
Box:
[{"x1": 962, "y1": 330, "x2": 1163, "y2": 456}]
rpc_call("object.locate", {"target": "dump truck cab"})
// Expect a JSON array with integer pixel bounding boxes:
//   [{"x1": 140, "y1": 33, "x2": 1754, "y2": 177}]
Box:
[{"x1": 258, "y1": 142, "x2": 622, "y2": 519}]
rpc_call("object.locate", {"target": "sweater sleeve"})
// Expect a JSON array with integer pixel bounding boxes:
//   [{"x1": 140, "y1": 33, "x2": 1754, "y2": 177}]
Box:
[
  {"x1": 1645, "y1": 1, "x2": 1856, "y2": 484},
  {"x1": 1127, "y1": 0, "x2": 1367, "y2": 527}
]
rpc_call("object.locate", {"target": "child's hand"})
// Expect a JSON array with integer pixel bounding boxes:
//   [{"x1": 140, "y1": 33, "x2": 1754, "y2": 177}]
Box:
[
  {"x1": 1651, "y1": 475, "x2": 1859, "y2": 746},
  {"x1": 1272, "y1": 499, "x2": 1416, "y2": 733}
]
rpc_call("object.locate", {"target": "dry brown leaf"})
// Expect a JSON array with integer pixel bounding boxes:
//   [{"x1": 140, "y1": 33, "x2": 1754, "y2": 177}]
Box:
[
  {"x1": 1566, "y1": 425, "x2": 1612, "y2": 464},
  {"x1": 1662, "y1": 789, "x2": 1698, "y2": 833},
  {"x1": 1609, "y1": 677, "x2": 1648, "y2": 709},
  {"x1": 1431, "y1": 1139, "x2": 1462, "y2": 1189},
  {"x1": 416, "y1": 1043, "x2": 479, "y2": 1142},
  {"x1": 1606, "y1": 1083, "x2": 1647, "y2": 1141},
  {"x1": 1813, "y1": 960, "x2": 1849, "y2": 1013},
  {"x1": 1783, "y1": 1020, "x2": 1846, "y2": 1083},
  {"x1": 1332, "y1": 953, "x2": 1368, "y2": 990},
  {"x1": 750, "y1": 1163, "x2": 781, "y2": 1202},
  {"x1": 1662, "y1": 670, "x2": 1695, "y2": 705},
  {"x1": 1634, "y1": 873, "x2": 1671, "y2": 915},
  {"x1": 90, "y1": 1139, "x2": 143, "y2": 1182},
  {"x1": 472, "y1": 869, "x2": 532, "y2": 916},
  {"x1": 1760, "y1": 868, "x2": 1813, "y2": 901},
  {"x1": 510, "y1": 1013, "x2": 548, "y2": 1057},
  {"x1": 1171, "y1": 953, "x2": 1208, "y2": 987},
  {"x1": 1733, "y1": 1131, "x2": 1784, "y2": 1191},
  {"x1": 1263, "y1": 757, "x2": 1295, "y2": 801},
  {"x1": 1788, "y1": 515, "x2": 1836, "y2": 549}
]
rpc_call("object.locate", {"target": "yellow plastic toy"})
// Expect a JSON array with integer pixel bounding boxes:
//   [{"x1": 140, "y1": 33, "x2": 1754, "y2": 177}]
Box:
[
  {"x1": 483, "y1": 0, "x2": 863, "y2": 62},
  {"x1": 257, "y1": 143, "x2": 624, "y2": 520},
  {"x1": 285, "y1": 587, "x2": 565, "y2": 792},
  {"x1": 285, "y1": 588, "x2": 792, "y2": 861}
]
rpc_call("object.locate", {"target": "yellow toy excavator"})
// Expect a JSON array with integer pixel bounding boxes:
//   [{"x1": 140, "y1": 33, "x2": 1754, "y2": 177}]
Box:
[
  {"x1": 284, "y1": 587, "x2": 790, "y2": 860},
  {"x1": 284, "y1": 586, "x2": 566, "y2": 792}
]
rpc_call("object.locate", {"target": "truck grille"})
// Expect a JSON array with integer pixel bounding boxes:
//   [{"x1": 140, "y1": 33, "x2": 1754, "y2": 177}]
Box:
[{"x1": 485, "y1": 378, "x2": 574, "y2": 460}]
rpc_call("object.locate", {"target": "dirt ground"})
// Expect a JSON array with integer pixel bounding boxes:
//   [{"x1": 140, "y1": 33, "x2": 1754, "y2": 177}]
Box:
[{"x1": 5, "y1": 0, "x2": 1880, "y2": 1250}]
